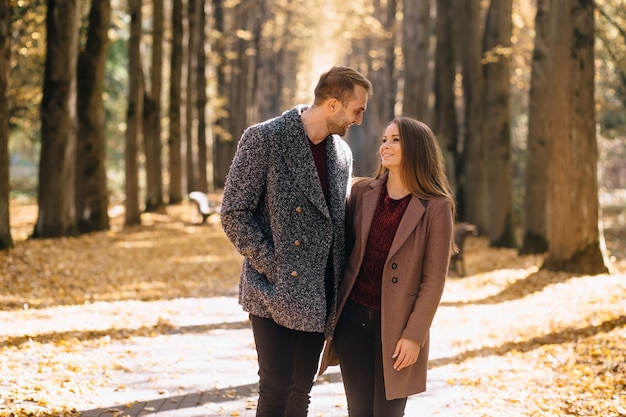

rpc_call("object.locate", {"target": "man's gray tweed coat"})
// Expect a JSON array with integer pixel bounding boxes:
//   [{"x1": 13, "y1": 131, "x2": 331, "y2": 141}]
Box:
[{"x1": 221, "y1": 106, "x2": 353, "y2": 337}]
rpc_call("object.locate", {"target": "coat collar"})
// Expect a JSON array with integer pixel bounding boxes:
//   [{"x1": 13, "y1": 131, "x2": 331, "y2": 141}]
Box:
[{"x1": 359, "y1": 173, "x2": 427, "y2": 257}]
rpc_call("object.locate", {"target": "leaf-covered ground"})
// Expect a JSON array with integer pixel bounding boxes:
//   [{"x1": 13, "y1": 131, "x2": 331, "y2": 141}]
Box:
[{"x1": 1, "y1": 199, "x2": 625, "y2": 416}]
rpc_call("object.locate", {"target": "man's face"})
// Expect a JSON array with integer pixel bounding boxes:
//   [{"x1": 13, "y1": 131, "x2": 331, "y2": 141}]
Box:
[{"x1": 327, "y1": 85, "x2": 369, "y2": 136}]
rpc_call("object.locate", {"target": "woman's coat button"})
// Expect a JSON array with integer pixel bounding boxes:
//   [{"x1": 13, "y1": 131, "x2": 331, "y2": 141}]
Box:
[{"x1": 392, "y1": 277, "x2": 398, "y2": 283}]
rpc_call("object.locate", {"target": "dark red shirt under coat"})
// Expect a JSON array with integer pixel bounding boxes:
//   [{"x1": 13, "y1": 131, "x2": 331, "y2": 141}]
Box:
[{"x1": 349, "y1": 183, "x2": 412, "y2": 309}]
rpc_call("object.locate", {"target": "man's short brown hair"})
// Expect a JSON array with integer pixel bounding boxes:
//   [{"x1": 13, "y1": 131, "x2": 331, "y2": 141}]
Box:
[{"x1": 313, "y1": 66, "x2": 373, "y2": 106}]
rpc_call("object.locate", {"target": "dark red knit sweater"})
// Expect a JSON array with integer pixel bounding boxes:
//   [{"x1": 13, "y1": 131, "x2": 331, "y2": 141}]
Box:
[
  {"x1": 309, "y1": 138, "x2": 328, "y2": 200},
  {"x1": 350, "y1": 183, "x2": 411, "y2": 309}
]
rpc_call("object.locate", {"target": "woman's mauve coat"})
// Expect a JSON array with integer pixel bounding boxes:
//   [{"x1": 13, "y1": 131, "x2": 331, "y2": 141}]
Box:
[{"x1": 332, "y1": 175, "x2": 453, "y2": 400}]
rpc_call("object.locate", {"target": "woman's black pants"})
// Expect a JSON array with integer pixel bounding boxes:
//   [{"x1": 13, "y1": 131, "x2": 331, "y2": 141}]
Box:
[
  {"x1": 334, "y1": 299, "x2": 408, "y2": 417},
  {"x1": 249, "y1": 314, "x2": 325, "y2": 417}
]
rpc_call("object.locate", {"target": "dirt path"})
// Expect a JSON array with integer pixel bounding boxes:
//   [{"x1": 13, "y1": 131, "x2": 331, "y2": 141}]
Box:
[{"x1": 1, "y1": 202, "x2": 625, "y2": 416}]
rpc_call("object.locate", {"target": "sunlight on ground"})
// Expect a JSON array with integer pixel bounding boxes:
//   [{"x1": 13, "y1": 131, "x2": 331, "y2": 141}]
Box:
[{"x1": 1, "y1": 200, "x2": 625, "y2": 416}]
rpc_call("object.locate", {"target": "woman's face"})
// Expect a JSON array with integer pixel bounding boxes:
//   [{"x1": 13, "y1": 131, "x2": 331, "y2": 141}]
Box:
[{"x1": 380, "y1": 123, "x2": 402, "y2": 171}]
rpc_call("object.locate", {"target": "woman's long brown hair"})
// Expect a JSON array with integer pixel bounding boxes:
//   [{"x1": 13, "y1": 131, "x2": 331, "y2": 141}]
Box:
[{"x1": 376, "y1": 117, "x2": 456, "y2": 219}]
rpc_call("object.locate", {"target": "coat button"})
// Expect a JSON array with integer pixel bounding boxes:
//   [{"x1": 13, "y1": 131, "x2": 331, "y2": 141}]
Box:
[
  {"x1": 295, "y1": 206, "x2": 303, "y2": 213},
  {"x1": 392, "y1": 277, "x2": 398, "y2": 283},
  {"x1": 291, "y1": 271, "x2": 299, "y2": 277},
  {"x1": 391, "y1": 262, "x2": 398, "y2": 269},
  {"x1": 294, "y1": 240, "x2": 301, "y2": 246}
]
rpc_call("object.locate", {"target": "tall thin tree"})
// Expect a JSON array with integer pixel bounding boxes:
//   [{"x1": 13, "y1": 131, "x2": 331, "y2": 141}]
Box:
[
  {"x1": 345, "y1": 0, "x2": 397, "y2": 177},
  {"x1": 434, "y1": 0, "x2": 458, "y2": 194},
  {"x1": 482, "y1": 0, "x2": 517, "y2": 248},
  {"x1": 0, "y1": 0, "x2": 11, "y2": 249},
  {"x1": 125, "y1": 0, "x2": 143, "y2": 225},
  {"x1": 458, "y1": 0, "x2": 487, "y2": 231},
  {"x1": 254, "y1": 2, "x2": 287, "y2": 121},
  {"x1": 227, "y1": 0, "x2": 253, "y2": 167},
  {"x1": 169, "y1": 0, "x2": 184, "y2": 203},
  {"x1": 520, "y1": 0, "x2": 551, "y2": 254},
  {"x1": 143, "y1": 0, "x2": 165, "y2": 212},
  {"x1": 211, "y1": 0, "x2": 231, "y2": 189},
  {"x1": 76, "y1": 0, "x2": 111, "y2": 233},
  {"x1": 33, "y1": 0, "x2": 79, "y2": 238},
  {"x1": 401, "y1": 0, "x2": 433, "y2": 123},
  {"x1": 186, "y1": 0, "x2": 199, "y2": 193},
  {"x1": 196, "y1": 0, "x2": 209, "y2": 192}
]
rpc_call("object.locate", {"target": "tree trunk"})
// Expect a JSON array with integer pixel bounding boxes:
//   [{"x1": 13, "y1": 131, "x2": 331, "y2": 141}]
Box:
[
  {"x1": 0, "y1": 0, "x2": 11, "y2": 249},
  {"x1": 483, "y1": 0, "x2": 517, "y2": 248},
  {"x1": 247, "y1": 1, "x2": 265, "y2": 124},
  {"x1": 402, "y1": 0, "x2": 433, "y2": 123},
  {"x1": 255, "y1": 3, "x2": 286, "y2": 121},
  {"x1": 169, "y1": 0, "x2": 184, "y2": 203},
  {"x1": 211, "y1": 0, "x2": 231, "y2": 189},
  {"x1": 76, "y1": 0, "x2": 111, "y2": 233},
  {"x1": 124, "y1": 0, "x2": 143, "y2": 225},
  {"x1": 344, "y1": 36, "x2": 376, "y2": 176},
  {"x1": 227, "y1": 1, "x2": 252, "y2": 171},
  {"x1": 458, "y1": 0, "x2": 487, "y2": 232},
  {"x1": 543, "y1": 0, "x2": 610, "y2": 274},
  {"x1": 595, "y1": 4, "x2": 626, "y2": 112},
  {"x1": 186, "y1": 0, "x2": 198, "y2": 193},
  {"x1": 143, "y1": 0, "x2": 164, "y2": 212},
  {"x1": 382, "y1": 0, "x2": 398, "y2": 127},
  {"x1": 346, "y1": 0, "x2": 397, "y2": 177},
  {"x1": 520, "y1": 0, "x2": 550, "y2": 254},
  {"x1": 34, "y1": 0, "x2": 79, "y2": 238},
  {"x1": 258, "y1": 34, "x2": 283, "y2": 120},
  {"x1": 434, "y1": 0, "x2": 458, "y2": 194},
  {"x1": 196, "y1": 0, "x2": 209, "y2": 192}
]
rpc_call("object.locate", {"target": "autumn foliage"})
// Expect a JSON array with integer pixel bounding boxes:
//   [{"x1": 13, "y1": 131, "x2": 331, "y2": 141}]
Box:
[{"x1": 1, "y1": 201, "x2": 625, "y2": 416}]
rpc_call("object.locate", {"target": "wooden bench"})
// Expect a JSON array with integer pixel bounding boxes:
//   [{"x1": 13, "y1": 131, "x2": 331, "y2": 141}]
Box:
[{"x1": 188, "y1": 191, "x2": 220, "y2": 224}]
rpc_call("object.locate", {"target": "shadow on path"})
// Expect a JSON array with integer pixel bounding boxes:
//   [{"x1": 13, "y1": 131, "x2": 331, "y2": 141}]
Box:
[
  {"x1": 77, "y1": 315, "x2": 626, "y2": 416},
  {"x1": 440, "y1": 270, "x2": 575, "y2": 307},
  {"x1": 0, "y1": 320, "x2": 251, "y2": 349},
  {"x1": 429, "y1": 314, "x2": 626, "y2": 368},
  {"x1": 79, "y1": 373, "x2": 344, "y2": 417},
  {"x1": 80, "y1": 382, "x2": 259, "y2": 417}
]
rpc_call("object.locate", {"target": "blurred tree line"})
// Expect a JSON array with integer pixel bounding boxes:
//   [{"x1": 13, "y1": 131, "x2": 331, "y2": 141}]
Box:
[{"x1": 1, "y1": 0, "x2": 624, "y2": 274}]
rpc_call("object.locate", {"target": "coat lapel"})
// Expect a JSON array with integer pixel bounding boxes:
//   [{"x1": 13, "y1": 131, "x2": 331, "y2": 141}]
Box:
[
  {"x1": 388, "y1": 197, "x2": 426, "y2": 257},
  {"x1": 326, "y1": 136, "x2": 349, "y2": 221},
  {"x1": 358, "y1": 177, "x2": 384, "y2": 251},
  {"x1": 280, "y1": 108, "x2": 330, "y2": 219},
  {"x1": 359, "y1": 174, "x2": 426, "y2": 259}
]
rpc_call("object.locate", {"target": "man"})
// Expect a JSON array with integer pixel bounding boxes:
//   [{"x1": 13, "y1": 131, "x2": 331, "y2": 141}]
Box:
[{"x1": 221, "y1": 66, "x2": 373, "y2": 417}]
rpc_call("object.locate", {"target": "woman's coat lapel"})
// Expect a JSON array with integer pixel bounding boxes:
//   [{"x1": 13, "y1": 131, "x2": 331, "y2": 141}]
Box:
[{"x1": 358, "y1": 175, "x2": 426, "y2": 260}]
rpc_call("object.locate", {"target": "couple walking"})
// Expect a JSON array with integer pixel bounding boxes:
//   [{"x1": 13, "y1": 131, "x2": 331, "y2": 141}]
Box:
[{"x1": 220, "y1": 66, "x2": 455, "y2": 417}]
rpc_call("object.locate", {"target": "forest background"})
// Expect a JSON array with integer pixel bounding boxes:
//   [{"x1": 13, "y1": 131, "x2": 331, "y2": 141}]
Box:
[
  {"x1": 1, "y1": 0, "x2": 626, "y2": 270},
  {"x1": 1, "y1": 1, "x2": 626, "y2": 415}
]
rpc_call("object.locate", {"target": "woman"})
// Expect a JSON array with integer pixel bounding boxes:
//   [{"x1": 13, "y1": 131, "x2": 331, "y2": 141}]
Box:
[{"x1": 327, "y1": 117, "x2": 455, "y2": 416}]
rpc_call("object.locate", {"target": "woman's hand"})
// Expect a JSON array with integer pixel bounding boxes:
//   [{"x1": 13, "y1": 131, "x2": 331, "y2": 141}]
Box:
[{"x1": 392, "y1": 338, "x2": 421, "y2": 371}]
